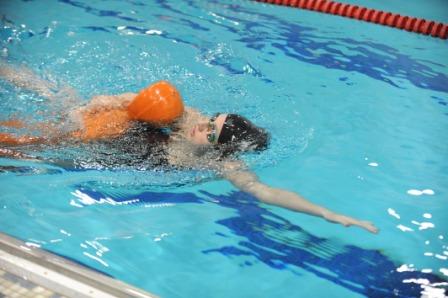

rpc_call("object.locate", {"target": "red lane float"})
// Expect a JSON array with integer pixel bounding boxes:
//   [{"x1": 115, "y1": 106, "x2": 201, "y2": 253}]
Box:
[{"x1": 254, "y1": 0, "x2": 448, "y2": 39}]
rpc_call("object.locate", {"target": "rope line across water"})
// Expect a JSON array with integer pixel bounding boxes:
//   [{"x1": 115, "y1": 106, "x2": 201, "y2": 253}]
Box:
[{"x1": 255, "y1": 0, "x2": 448, "y2": 39}]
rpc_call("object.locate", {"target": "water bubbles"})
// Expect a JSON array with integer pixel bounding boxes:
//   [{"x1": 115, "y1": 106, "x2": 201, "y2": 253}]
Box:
[
  {"x1": 71, "y1": 189, "x2": 140, "y2": 207},
  {"x1": 441, "y1": 268, "x2": 448, "y2": 277},
  {"x1": 145, "y1": 29, "x2": 162, "y2": 35},
  {"x1": 25, "y1": 241, "x2": 41, "y2": 248},
  {"x1": 387, "y1": 208, "x2": 400, "y2": 219},
  {"x1": 397, "y1": 224, "x2": 413, "y2": 232},
  {"x1": 83, "y1": 252, "x2": 109, "y2": 267},
  {"x1": 153, "y1": 232, "x2": 170, "y2": 242},
  {"x1": 364, "y1": 157, "x2": 379, "y2": 167},
  {"x1": 59, "y1": 229, "x2": 71, "y2": 236},
  {"x1": 411, "y1": 220, "x2": 435, "y2": 231},
  {"x1": 407, "y1": 189, "x2": 435, "y2": 196}
]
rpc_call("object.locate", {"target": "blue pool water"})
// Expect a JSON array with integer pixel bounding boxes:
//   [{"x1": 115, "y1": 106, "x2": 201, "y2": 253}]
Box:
[{"x1": 1, "y1": 0, "x2": 448, "y2": 297}]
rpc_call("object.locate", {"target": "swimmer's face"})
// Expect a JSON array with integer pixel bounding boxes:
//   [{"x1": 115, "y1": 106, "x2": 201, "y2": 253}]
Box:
[{"x1": 187, "y1": 114, "x2": 227, "y2": 145}]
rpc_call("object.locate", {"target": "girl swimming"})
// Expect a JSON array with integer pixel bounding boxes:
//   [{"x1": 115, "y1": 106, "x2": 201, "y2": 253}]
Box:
[{"x1": 0, "y1": 64, "x2": 378, "y2": 234}]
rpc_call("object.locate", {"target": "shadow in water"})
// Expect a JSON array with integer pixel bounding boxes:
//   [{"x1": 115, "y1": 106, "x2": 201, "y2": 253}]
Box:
[{"x1": 78, "y1": 187, "x2": 447, "y2": 297}]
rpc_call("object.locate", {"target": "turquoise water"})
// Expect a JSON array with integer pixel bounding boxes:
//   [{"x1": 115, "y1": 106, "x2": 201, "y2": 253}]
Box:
[{"x1": 1, "y1": 1, "x2": 448, "y2": 297}]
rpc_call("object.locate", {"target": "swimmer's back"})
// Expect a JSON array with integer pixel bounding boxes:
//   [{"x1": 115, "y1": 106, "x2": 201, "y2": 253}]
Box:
[{"x1": 69, "y1": 93, "x2": 136, "y2": 141}]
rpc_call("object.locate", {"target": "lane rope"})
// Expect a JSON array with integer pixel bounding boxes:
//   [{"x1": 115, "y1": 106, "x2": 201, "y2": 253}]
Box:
[{"x1": 254, "y1": 0, "x2": 448, "y2": 39}]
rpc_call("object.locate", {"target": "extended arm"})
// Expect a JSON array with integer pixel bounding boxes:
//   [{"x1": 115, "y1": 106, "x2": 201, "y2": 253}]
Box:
[
  {"x1": 0, "y1": 64, "x2": 56, "y2": 98},
  {"x1": 222, "y1": 162, "x2": 378, "y2": 234},
  {"x1": 0, "y1": 64, "x2": 80, "y2": 102}
]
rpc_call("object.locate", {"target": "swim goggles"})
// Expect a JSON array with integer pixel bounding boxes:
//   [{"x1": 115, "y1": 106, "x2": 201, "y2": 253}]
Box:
[{"x1": 207, "y1": 113, "x2": 219, "y2": 144}]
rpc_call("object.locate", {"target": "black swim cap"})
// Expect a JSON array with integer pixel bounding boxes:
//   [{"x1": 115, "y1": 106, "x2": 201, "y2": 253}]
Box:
[{"x1": 217, "y1": 114, "x2": 269, "y2": 154}]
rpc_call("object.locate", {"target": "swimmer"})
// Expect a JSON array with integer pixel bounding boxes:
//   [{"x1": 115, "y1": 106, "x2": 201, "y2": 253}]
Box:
[{"x1": 0, "y1": 64, "x2": 378, "y2": 234}]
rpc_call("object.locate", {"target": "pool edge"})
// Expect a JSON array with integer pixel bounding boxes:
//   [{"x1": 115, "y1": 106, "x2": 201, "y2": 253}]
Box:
[{"x1": 0, "y1": 232, "x2": 158, "y2": 298}]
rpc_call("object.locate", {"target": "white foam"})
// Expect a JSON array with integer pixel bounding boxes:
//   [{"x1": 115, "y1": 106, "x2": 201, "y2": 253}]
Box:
[
  {"x1": 25, "y1": 242, "x2": 41, "y2": 248},
  {"x1": 397, "y1": 224, "x2": 413, "y2": 232},
  {"x1": 71, "y1": 190, "x2": 139, "y2": 206},
  {"x1": 407, "y1": 189, "x2": 423, "y2": 196},
  {"x1": 407, "y1": 189, "x2": 435, "y2": 196},
  {"x1": 60, "y1": 229, "x2": 71, "y2": 236},
  {"x1": 419, "y1": 222, "x2": 435, "y2": 230},
  {"x1": 422, "y1": 189, "x2": 435, "y2": 195},
  {"x1": 421, "y1": 284, "x2": 447, "y2": 298},
  {"x1": 69, "y1": 199, "x2": 83, "y2": 208},
  {"x1": 411, "y1": 221, "x2": 435, "y2": 230},
  {"x1": 440, "y1": 268, "x2": 448, "y2": 276},
  {"x1": 396, "y1": 264, "x2": 415, "y2": 272},
  {"x1": 407, "y1": 188, "x2": 435, "y2": 196},
  {"x1": 145, "y1": 29, "x2": 162, "y2": 35},
  {"x1": 83, "y1": 252, "x2": 109, "y2": 267},
  {"x1": 387, "y1": 208, "x2": 400, "y2": 219},
  {"x1": 402, "y1": 278, "x2": 429, "y2": 285}
]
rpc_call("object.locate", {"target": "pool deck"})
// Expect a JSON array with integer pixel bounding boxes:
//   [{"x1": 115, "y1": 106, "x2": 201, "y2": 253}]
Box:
[{"x1": 0, "y1": 232, "x2": 158, "y2": 298}]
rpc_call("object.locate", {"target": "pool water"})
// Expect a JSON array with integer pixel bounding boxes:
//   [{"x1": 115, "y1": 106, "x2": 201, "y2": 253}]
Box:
[{"x1": 1, "y1": 0, "x2": 447, "y2": 297}]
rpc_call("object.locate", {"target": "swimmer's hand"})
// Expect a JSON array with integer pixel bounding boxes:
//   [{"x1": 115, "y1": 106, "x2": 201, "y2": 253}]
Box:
[{"x1": 322, "y1": 212, "x2": 379, "y2": 234}]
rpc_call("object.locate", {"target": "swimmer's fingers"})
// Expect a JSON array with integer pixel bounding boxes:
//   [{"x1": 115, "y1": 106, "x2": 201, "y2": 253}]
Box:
[
  {"x1": 349, "y1": 219, "x2": 379, "y2": 234},
  {"x1": 357, "y1": 221, "x2": 379, "y2": 234},
  {"x1": 324, "y1": 213, "x2": 379, "y2": 234}
]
